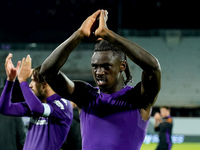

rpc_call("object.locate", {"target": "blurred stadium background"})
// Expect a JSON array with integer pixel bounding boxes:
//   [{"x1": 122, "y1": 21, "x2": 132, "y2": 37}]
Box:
[{"x1": 0, "y1": 0, "x2": 200, "y2": 147}]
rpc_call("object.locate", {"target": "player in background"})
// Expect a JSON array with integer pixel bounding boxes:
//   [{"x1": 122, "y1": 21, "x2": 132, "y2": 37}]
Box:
[
  {"x1": 0, "y1": 53, "x2": 73, "y2": 150},
  {"x1": 154, "y1": 106, "x2": 173, "y2": 150}
]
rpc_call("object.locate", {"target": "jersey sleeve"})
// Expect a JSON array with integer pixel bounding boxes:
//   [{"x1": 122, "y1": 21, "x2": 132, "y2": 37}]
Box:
[
  {"x1": 68, "y1": 81, "x2": 98, "y2": 108},
  {"x1": 50, "y1": 98, "x2": 73, "y2": 124},
  {"x1": 20, "y1": 81, "x2": 51, "y2": 116},
  {"x1": 0, "y1": 81, "x2": 31, "y2": 116},
  {"x1": 119, "y1": 82, "x2": 153, "y2": 109}
]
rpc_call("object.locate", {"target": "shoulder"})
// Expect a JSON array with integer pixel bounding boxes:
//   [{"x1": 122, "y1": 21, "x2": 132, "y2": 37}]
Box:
[
  {"x1": 123, "y1": 82, "x2": 144, "y2": 103},
  {"x1": 166, "y1": 117, "x2": 173, "y2": 124},
  {"x1": 49, "y1": 97, "x2": 73, "y2": 120},
  {"x1": 52, "y1": 97, "x2": 72, "y2": 110},
  {"x1": 126, "y1": 82, "x2": 141, "y2": 95},
  {"x1": 73, "y1": 81, "x2": 99, "y2": 97},
  {"x1": 74, "y1": 80, "x2": 95, "y2": 90}
]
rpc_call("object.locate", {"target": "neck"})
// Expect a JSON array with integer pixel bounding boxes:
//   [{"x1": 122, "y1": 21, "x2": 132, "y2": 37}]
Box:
[
  {"x1": 43, "y1": 90, "x2": 56, "y2": 103},
  {"x1": 100, "y1": 82, "x2": 125, "y2": 94},
  {"x1": 45, "y1": 85, "x2": 56, "y2": 97}
]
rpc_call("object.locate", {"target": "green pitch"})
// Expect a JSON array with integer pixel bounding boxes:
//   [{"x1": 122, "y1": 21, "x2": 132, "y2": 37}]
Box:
[{"x1": 141, "y1": 143, "x2": 200, "y2": 150}]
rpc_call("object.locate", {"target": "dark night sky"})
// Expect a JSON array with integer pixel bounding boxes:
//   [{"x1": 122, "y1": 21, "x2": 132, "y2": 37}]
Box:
[{"x1": 0, "y1": 0, "x2": 199, "y2": 43}]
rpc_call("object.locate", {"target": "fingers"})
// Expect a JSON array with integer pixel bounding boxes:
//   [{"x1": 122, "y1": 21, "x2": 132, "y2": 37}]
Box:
[
  {"x1": 27, "y1": 55, "x2": 32, "y2": 68},
  {"x1": 5, "y1": 53, "x2": 12, "y2": 66},
  {"x1": 21, "y1": 57, "x2": 25, "y2": 66},
  {"x1": 91, "y1": 9, "x2": 101, "y2": 19},
  {"x1": 21, "y1": 55, "x2": 31, "y2": 67},
  {"x1": 18, "y1": 55, "x2": 32, "y2": 82},
  {"x1": 100, "y1": 9, "x2": 108, "y2": 20},
  {"x1": 89, "y1": 9, "x2": 107, "y2": 26},
  {"x1": 94, "y1": 9, "x2": 109, "y2": 39},
  {"x1": 6, "y1": 53, "x2": 12, "y2": 60},
  {"x1": 25, "y1": 54, "x2": 31, "y2": 64},
  {"x1": 78, "y1": 9, "x2": 108, "y2": 40},
  {"x1": 5, "y1": 53, "x2": 18, "y2": 81},
  {"x1": 99, "y1": 9, "x2": 108, "y2": 30},
  {"x1": 16, "y1": 61, "x2": 21, "y2": 71},
  {"x1": 101, "y1": 9, "x2": 108, "y2": 20},
  {"x1": 90, "y1": 9, "x2": 107, "y2": 20},
  {"x1": 19, "y1": 55, "x2": 32, "y2": 73}
]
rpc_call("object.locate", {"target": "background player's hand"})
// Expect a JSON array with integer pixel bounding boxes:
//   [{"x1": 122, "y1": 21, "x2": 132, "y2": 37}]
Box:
[
  {"x1": 5, "y1": 53, "x2": 21, "y2": 81},
  {"x1": 95, "y1": 9, "x2": 108, "y2": 40},
  {"x1": 154, "y1": 112, "x2": 161, "y2": 122},
  {"x1": 18, "y1": 55, "x2": 32, "y2": 83},
  {"x1": 78, "y1": 9, "x2": 101, "y2": 40}
]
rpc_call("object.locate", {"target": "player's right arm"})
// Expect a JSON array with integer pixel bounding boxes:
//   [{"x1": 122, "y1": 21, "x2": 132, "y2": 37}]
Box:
[
  {"x1": 154, "y1": 112, "x2": 161, "y2": 130},
  {"x1": 0, "y1": 54, "x2": 30, "y2": 116},
  {"x1": 0, "y1": 81, "x2": 23, "y2": 115},
  {"x1": 40, "y1": 10, "x2": 101, "y2": 97}
]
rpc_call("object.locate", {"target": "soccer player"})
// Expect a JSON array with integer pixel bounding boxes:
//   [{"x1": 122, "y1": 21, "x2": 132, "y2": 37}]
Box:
[
  {"x1": 40, "y1": 10, "x2": 161, "y2": 150},
  {"x1": 0, "y1": 53, "x2": 73, "y2": 150},
  {"x1": 154, "y1": 106, "x2": 173, "y2": 150}
]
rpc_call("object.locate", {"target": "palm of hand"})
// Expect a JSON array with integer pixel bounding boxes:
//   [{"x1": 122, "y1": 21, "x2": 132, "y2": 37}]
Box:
[{"x1": 5, "y1": 59, "x2": 19, "y2": 81}]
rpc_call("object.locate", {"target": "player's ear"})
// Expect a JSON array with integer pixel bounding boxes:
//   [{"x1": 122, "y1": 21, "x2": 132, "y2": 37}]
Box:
[
  {"x1": 120, "y1": 61, "x2": 126, "y2": 72},
  {"x1": 42, "y1": 82, "x2": 47, "y2": 89}
]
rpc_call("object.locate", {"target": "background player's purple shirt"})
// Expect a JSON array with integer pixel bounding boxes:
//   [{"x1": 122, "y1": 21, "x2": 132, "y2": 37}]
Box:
[
  {"x1": 0, "y1": 81, "x2": 73, "y2": 150},
  {"x1": 73, "y1": 83, "x2": 150, "y2": 150}
]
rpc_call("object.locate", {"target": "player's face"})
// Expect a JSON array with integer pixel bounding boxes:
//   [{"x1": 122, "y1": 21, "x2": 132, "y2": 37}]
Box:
[
  {"x1": 29, "y1": 75, "x2": 45, "y2": 100},
  {"x1": 160, "y1": 108, "x2": 170, "y2": 118},
  {"x1": 91, "y1": 51, "x2": 122, "y2": 93}
]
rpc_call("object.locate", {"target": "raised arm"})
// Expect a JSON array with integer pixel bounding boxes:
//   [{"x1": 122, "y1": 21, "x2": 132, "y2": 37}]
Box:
[
  {"x1": 5, "y1": 53, "x2": 21, "y2": 82},
  {"x1": 154, "y1": 112, "x2": 161, "y2": 131},
  {"x1": 18, "y1": 55, "x2": 48, "y2": 116},
  {"x1": 0, "y1": 54, "x2": 28, "y2": 116},
  {"x1": 40, "y1": 10, "x2": 101, "y2": 96},
  {"x1": 95, "y1": 10, "x2": 161, "y2": 119}
]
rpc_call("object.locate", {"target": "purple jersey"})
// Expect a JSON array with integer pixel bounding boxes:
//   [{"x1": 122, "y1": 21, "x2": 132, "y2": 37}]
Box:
[
  {"x1": 72, "y1": 82, "x2": 150, "y2": 150},
  {"x1": 0, "y1": 81, "x2": 73, "y2": 150}
]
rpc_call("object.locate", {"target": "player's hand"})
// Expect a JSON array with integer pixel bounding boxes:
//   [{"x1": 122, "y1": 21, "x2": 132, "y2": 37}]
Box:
[
  {"x1": 78, "y1": 9, "x2": 101, "y2": 40},
  {"x1": 154, "y1": 112, "x2": 161, "y2": 121},
  {"x1": 95, "y1": 9, "x2": 109, "y2": 40},
  {"x1": 5, "y1": 53, "x2": 21, "y2": 81},
  {"x1": 18, "y1": 55, "x2": 32, "y2": 83}
]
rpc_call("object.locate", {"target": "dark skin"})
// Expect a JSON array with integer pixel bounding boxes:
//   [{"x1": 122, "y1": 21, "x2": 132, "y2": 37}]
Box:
[
  {"x1": 91, "y1": 51, "x2": 125, "y2": 94},
  {"x1": 40, "y1": 10, "x2": 161, "y2": 120}
]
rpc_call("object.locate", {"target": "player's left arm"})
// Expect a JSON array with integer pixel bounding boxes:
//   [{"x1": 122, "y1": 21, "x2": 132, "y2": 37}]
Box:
[
  {"x1": 18, "y1": 55, "x2": 53, "y2": 117},
  {"x1": 154, "y1": 112, "x2": 161, "y2": 129},
  {"x1": 139, "y1": 66, "x2": 161, "y2": 120},
  {"x1": 94, "y1": 10, "x2": 161, "y2": 121},
  {"x1": 20, "y1": 81, "x2": 52, "y2": 116}
]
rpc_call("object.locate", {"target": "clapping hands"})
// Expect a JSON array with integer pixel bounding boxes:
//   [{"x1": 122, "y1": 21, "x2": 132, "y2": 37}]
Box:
[
  {"x1": 18, "y1": 55, "x2": 32, "y2": 83},
  {"x1": 78, "y1": 9, "x2": 108, "y2": 41},
  {"x1": 5, "y1": 53, "x2": 21, "y2": 81}
]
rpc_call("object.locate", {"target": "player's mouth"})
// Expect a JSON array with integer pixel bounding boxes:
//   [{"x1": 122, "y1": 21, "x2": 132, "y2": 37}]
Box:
[{"x1": 96, "y1": 78, "x2": 106, "y2": 86}]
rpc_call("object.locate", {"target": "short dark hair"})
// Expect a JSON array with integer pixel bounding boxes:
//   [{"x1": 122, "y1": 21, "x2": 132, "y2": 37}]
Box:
[
  {"x1": 160, "y1": 106, "x2": 170, "y2": 110},
  {"x1": 94, "y1": 40, "x2": 133, "y2": 85},
  {"x1": 32, "y1": 65, "x2": 45, "y2": 83},
  {"x1": 94, "y1": 40, "x2": 125, "y2": 61}
]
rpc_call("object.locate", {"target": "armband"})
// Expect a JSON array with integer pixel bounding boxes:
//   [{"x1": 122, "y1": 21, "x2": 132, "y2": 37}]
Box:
[{"x1": 42, "y1": 103, "x2": 51, "y2": 117}]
